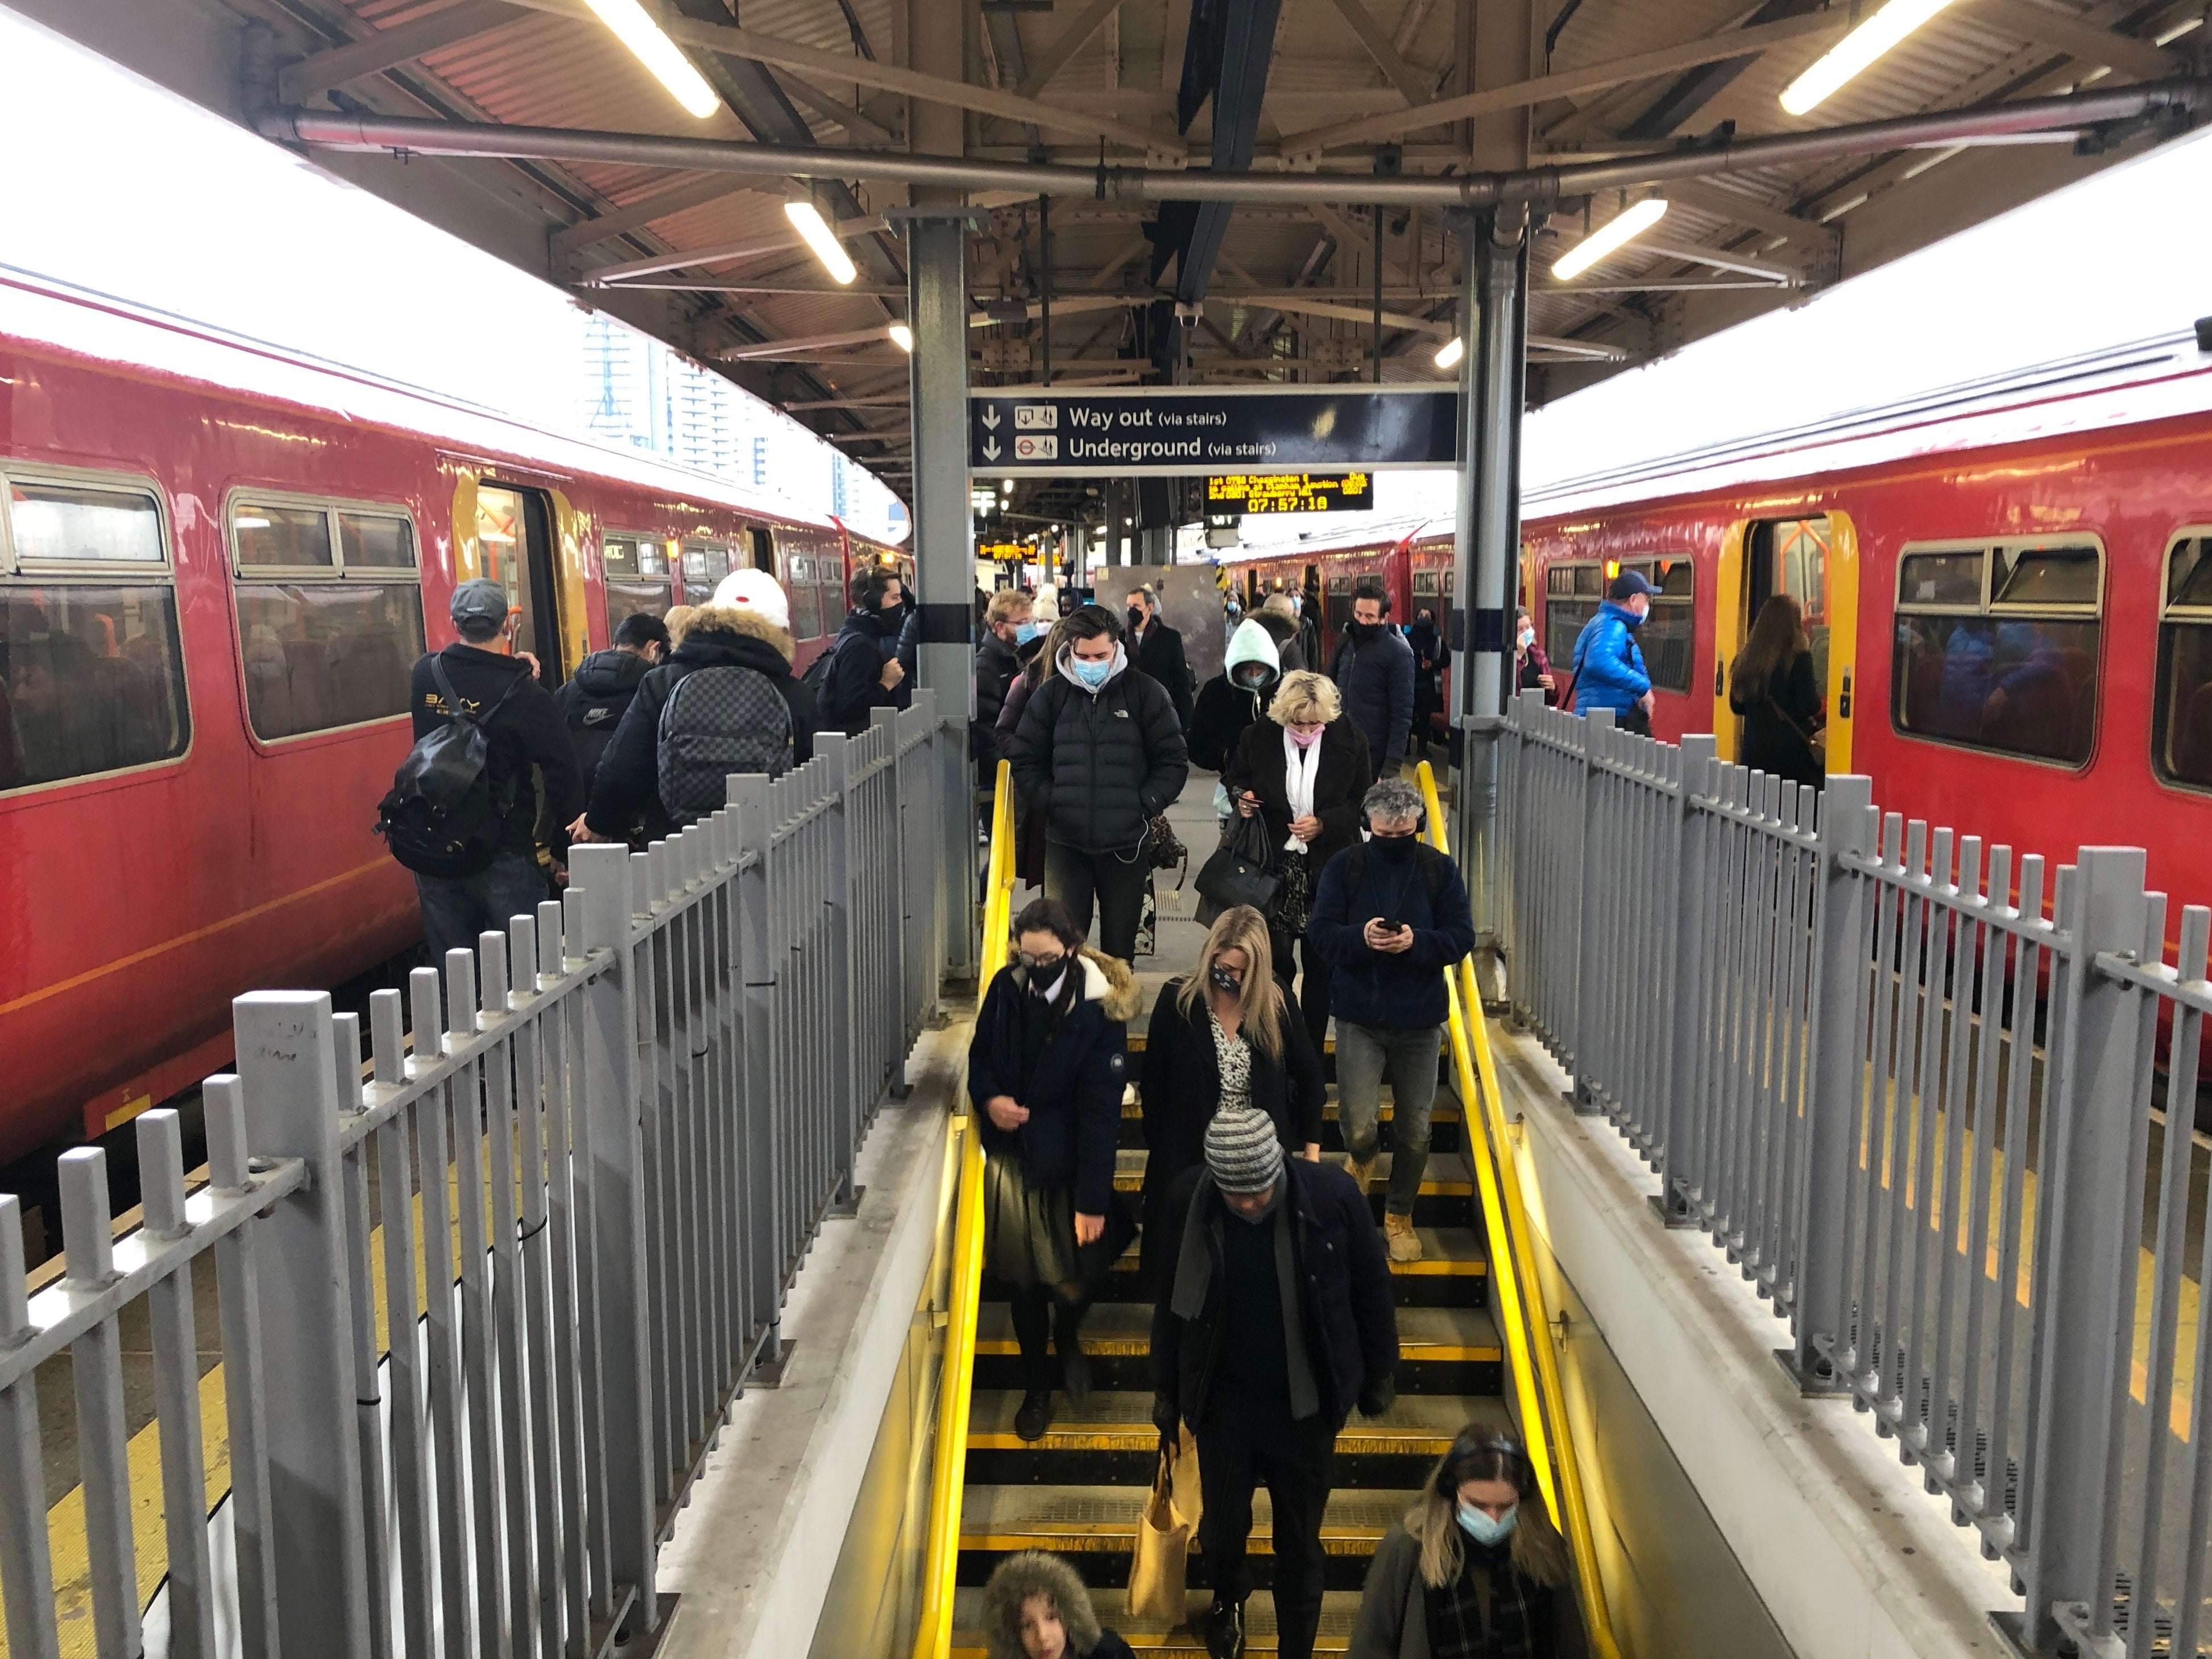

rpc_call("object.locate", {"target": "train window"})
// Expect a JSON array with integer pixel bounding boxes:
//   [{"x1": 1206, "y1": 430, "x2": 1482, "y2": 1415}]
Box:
[
  {"x1": 1619, "y1": 558, "x2": 1695, "y2": 693},
  {"x1": 235, "y1": 504, "x2": 335, "y2": 568},
  {"x1": 682, "y1": 541, "x2": 731, "y2": 599},
  {"x1": 1543, "y1": 562, "x2": 1601, "y2": 677},
  {"x1": 1324, "y1": 573, "x2": 1354, "y2": 633},
  {"x1": 788, "y1": 554, "x2": 822, "y2": 640},
  {"x1": 1412, "y1": 571, "x2": 1440, "y2": 598},
  {"x1": 1754, "y1": 517, "x2": 1833, "y2": 692},
  {"x1": 748, "y1": 526, "x2": 777, "y2": 573},
  {"x1": 2153, "y1": 531, "x2": 2212, "y2": 791},
  {"x1": 601, "y1": 534, "x2": 674, "y2": 632},
  {"x1": 0, "y1": 468, "x2": 190, "y2": 792},
  {"x1": 227, "y1": 495, "x2": 423, "y2": 743},
  {"x1": 1892, "y1": 537, "x2": 2102, "y2": 766}
]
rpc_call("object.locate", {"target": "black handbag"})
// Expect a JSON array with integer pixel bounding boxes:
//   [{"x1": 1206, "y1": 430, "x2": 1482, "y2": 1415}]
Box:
[{"x1": 1194, "y1": 811, "x2": 1278, "y2": 925}]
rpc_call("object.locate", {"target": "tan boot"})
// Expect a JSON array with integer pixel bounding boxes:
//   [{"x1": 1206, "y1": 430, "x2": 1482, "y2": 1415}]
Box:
[
  {"x1": 1383, "y1": 1212, "x2": 1423, "y2": 1263},
  {"x1": 1343, "y1": 1154, "x2": 1376, "y2": 1193}
]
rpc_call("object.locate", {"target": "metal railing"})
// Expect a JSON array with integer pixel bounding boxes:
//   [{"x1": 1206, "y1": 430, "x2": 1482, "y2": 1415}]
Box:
[
  {"x1": 0, "y1": 696, "x2": 943, "y2": 1659},
  {"x1": 1496, "y1": 687, "x2": 2212, "y2": 1656}
]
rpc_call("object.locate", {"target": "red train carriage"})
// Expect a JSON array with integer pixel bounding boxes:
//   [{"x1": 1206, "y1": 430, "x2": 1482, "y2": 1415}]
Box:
[{"x1": 0, "y1": 272, "x2": 868, "y2": 1163}]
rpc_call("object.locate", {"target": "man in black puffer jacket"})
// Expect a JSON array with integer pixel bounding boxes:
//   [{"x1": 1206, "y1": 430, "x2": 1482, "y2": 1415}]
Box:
[
  {"x1": 1006, "y1": 604, "x2": 1188, "y2": 961},
  {"x1": 556, "y1": 611, "x2": 669, "y2": 810},
  {"x1": 571, "y1": 570, "x2": 815, "y2": 847},
  {"x1": 1151, "y1": 1107, "x2": 1398, "y2": 1659}
]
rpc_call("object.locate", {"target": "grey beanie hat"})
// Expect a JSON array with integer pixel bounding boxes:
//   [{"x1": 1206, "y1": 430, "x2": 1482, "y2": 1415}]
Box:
[{"x1": 1205, "y1": 1105, "x2": 1285, "y2": 1195}]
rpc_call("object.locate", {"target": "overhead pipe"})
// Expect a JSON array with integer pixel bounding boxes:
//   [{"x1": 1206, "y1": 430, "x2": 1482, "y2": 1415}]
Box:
[{"x1": 267, "y1": 78, "x2": 2210, "y2": 209}]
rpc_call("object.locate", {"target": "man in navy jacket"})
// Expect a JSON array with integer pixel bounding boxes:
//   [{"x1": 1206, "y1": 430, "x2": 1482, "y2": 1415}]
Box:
[
  {"x1": 1306, "y1": 776, "x2": 1476, "y2": 1264},
  {"x1": 1327, "y1": 576, "x2": 1415, "y2": 773}
]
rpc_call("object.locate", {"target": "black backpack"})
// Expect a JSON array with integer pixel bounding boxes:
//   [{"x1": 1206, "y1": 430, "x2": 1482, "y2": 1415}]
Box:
[
  {"x1": 376, "y1": 658, "x2": 524, "y2": 877},
  {"x1": 656, "y1": 665, "x2": 794, "y2": 825}
]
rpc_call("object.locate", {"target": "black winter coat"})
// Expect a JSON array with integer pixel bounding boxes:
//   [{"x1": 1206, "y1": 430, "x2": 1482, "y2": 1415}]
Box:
[
  {"x1": 556, "y1": 648, "x2": 654, "y2": 784},
  {"x1": 1308, "y1": 840, "x2": 1476, "y2": 1031},
  {"x1": 1222, "y1": 717, "x2": 1374, "y2": 877},
  {"x1": 1330, "y1": 624, "x2": 1417, "y2": 768},
  {"x1": 1186, "y1": 675, "x2": 1270, "y2": 774},
  {"x1": 1730, "y1": 649, "x2": 1825, "y2": 789},
  {"x1": 1006, "y1": 662, "x2": 1190, "y2": 855},
  {"x1": 408, "y1": 644, "x2": 583, "y2": 857},
  {"x1": 581, "y1": 609, "x2": 815, "y2": 842},
  {"x1": 973, "y1": 631, "x2": 1022, "y2": 761},
  {"x1": 967, "y1": 951, "x2": 1140, "y2": 1217},
  {"x1": 822, "y1": 607, "x2": 902, "y2": 735},
  {"x1": 1132, "y1": 619, "x2": 1194, "y2": 731},
  {"x1": 1138, "y1": 982, "x2": 1324, "y2": 1281},
  {"x1": 1152, "y1": 1158, "x2": 1399, "y2": 1432}
]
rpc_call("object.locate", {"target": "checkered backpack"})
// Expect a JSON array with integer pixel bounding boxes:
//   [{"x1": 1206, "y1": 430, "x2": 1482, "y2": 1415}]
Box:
[{"x1": 656, "y1": 665, "x2": 794, "y2": 826}]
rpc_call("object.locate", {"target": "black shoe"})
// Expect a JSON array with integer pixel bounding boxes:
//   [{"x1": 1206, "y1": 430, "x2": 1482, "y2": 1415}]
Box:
[
  {"x1": 1014, "y1": 1388, "x2": 1054, "y2": 1442},
  {"x1": 1203, "y1": 1599, "x2": 1246, "y2": 1659},
  {"x1": 1058, "y1": 1339, "x2": 1092, "y2": 1406}
]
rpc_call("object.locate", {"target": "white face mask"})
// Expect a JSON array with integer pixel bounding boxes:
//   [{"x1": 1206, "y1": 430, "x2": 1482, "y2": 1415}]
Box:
[{"x1": 1517, "y1": 628, "x2": 1535, "y2": 649}]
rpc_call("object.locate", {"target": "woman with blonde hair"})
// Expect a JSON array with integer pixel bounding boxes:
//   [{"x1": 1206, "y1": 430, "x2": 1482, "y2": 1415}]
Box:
[
  {"x1": 1137, "y1": 904, "x2": 1323, "y2": 1284},
  {"x1": 1223, "y1": 669, "x2": 1373, "y2": 1056},
  {"x1": 1348, "y1": 1426, "x2": 1587, "y2": 1658}
]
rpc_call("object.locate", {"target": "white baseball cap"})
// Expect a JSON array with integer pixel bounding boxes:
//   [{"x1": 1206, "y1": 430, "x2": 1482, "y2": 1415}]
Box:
[{"x1": 711, "y1": 567, "x2": 791, "y2": 632}]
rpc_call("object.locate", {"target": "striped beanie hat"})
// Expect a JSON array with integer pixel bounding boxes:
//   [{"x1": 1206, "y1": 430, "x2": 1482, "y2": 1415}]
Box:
[{"x1": 1204, "y1": 1105, "x2": 1285, "y2": 1195}]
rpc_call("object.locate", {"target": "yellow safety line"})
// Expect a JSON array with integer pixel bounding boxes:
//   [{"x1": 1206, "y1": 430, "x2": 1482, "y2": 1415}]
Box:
[
  {"x1": 913, "y1": 762, "x2": 1014, "y2": 1659},
  {"x1": 1419, "y1": 762, "x2": 1623, "y2": 1659}
]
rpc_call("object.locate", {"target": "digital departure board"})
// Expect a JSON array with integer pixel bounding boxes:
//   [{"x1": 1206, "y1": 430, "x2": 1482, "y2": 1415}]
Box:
[
  {"x1": 977, "y1": 542, "x2": 1029, "y2": 561},
  {"x1": 1205, "y1": 472, "x2": 1374, "y2": 514}
]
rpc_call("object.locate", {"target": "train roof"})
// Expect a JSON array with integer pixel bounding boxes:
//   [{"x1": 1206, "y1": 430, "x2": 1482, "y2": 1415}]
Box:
[
  {"x1": 1521, "y1": 123, "x2": 2212, "y2": 520},
  {"x1": 0, "y1": 271, "x2": 840, "y2": 534}
]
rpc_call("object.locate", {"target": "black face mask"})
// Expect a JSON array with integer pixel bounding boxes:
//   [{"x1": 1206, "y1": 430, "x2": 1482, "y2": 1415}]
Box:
[
  {"x1": 1369, "y1": 831, "x2": 1418, "y2": 861},
  {"x1": 1128, "y1": 607, "x2": 1145, "y2": 632},
  {"x1": 1349, "y1": 618, "x2": 1380, "y2": 640},
  {"x1": 1207, "y1": 964, "x2": 1243, "y2": 995}
]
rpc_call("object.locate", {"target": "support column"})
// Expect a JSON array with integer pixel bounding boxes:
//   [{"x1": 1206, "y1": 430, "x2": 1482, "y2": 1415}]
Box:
[
  {"x1": 898, "y1": 209, "x2": 983, "y2": 984},
  {"x1": 1449, "y1": 208, "x2": 1528, "y2": 974}
]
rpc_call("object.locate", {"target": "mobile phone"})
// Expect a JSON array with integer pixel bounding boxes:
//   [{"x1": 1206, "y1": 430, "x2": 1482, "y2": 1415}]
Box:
[{"x1": 1378, "y1": 915, "x2": 1401, "y2": 933}]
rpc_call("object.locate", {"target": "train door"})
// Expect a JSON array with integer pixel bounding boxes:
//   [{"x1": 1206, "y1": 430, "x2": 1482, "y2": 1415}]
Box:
[
  {"x1": 470, "y1": 480, "x2": 569, "y2": 688},
  {"x1": 1722, "y1": 514, "x2": 1859, "y2": 771}
]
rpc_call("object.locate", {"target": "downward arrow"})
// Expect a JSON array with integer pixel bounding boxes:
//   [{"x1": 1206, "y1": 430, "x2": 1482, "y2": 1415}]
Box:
[
  {"x1": 980, "y1": 406, "x2": 1001, "y2": 430},
  {"x1": 982, "y1": 437, "x2": 1002, "y2": 461}
]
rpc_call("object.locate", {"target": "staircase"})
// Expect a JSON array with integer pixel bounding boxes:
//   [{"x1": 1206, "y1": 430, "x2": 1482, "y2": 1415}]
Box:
[{"x1": 950, "y1": 1028, "x2": 1509, "y2": 1656}]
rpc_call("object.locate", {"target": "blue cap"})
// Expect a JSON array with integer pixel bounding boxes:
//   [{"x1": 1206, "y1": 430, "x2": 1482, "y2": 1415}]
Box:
[{"x1": 1607, "y1": 570, "x2": 1659, "y2": 601}]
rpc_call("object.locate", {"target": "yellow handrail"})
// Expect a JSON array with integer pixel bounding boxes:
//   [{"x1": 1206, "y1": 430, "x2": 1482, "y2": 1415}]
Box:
[
  {"x1": 1417, "y1": 762, "x2": 1621, "y2": 1659},
  {"x1": 913, "y1": 762, "x2": 1017, "y2": 1659}
]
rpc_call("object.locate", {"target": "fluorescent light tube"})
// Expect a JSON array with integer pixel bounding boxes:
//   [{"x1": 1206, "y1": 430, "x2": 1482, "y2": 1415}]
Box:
[
  {"x1": 888, "y1": 322, "x2": 914, "y2": 351},
  {"x1": 1433, "y1": 335, "x2": 1464, "y2": 370},
  {"x1": 1780, "y1": 0, "x2": 1955, "y2": 117},
  {"x1": 785, "y1": 199, "x2": 857, "y2": 285},
  {"x1": 1551, "y1": 198, "x2": 1669, "y2": 281},
  {"x1": 583, "y1": 0, "x2": 719, "y2": 119}
]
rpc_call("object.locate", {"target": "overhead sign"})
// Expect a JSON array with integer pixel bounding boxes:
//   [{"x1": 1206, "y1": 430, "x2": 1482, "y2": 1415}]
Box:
[
  {"x1": 1207, "y1": 471, "x2": 1374, "y2": 515},
  {"x1": 970, "y1": 386, "x2": 1456, "y2": 476},
  {"x1": 977, "y1": 542, "x2": 1028, "y2": 561}
]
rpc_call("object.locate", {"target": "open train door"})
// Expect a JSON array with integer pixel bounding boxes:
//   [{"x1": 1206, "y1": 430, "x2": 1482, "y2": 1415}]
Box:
[
  {"x1": 1715, "y1": 513, "x2": 1859, "y2": 773},
  {"x1": 453, "y1": 472, "x2": 577, "y2": 687}
]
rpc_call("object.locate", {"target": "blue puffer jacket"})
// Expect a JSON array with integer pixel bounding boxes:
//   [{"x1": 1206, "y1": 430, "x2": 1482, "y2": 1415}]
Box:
[
  {"x1": 1571, "y1": 600, "x2": 1651, "y2": 717},
  {"x1": 967, "y1": 948, "x2": 1142, "y2": 1216}
]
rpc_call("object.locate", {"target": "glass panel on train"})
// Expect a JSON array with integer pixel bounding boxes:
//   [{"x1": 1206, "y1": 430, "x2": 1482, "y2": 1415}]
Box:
[
  {"x1": 1758, "y1": 517, "x2": 1832, "y2": 697},
  {"x1": 788, "y1": 553, "x2": 822, "y2": 640},
  {"x1": 9, "y1": 482, "x2": 166, "y2": 565},
  {"x1": 2155, "y1": 534, "x2": 2212, "y2": 790},
  {"x1": 235, "y1": 582, "x2": 424, "y2": 741},
  {"x1": 748, "y1": 526, "x2": 777, "y2": 573},
  {"x1": 1899, "y1": 549, "x2": 1983, "y2": 609},
  {"x1": 0, "y1": 584, "x2": 189, "y2": 789},
  {"x1": 600, "y1": 535, "x2": 673, "y2": 632},
  {"x1": 234, "y1": 503, "x2": 335, "y2": 569},
  {"x1": 683, "y1": 542, "x2": 730, "y2": 597},
  {"x1": 1892, "y1": 615, "x2": 2099, "y2": 765},
  {"x1": 474, "y1": 487, "x2": 528, "y2": 612},
  {"x1": 337, "y1": 513, "x2": 416, "y2": 570},
  {"x1": 1992, "y1": 544, "x2": 2099, "y2": 609}
]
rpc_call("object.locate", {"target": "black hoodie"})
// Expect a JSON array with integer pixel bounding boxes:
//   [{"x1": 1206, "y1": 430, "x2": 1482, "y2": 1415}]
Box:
[
  {"x1": 555, "y1": 648, "x2": 655, "y2": 782},
  {"x1": 582, "y1": 607, "x2": 817, "y2": 842}
]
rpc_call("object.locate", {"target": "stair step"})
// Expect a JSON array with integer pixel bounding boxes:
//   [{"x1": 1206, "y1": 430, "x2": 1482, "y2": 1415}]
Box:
[
  {"x1": 1111, "y1": 1149, "x2": 1474, "y2": 1200},
  {"x1": 974, "y1": 1301, "x2": 1501, "y2": 1363},
  {"x1": 967, "y1": 1388, "x2": 1507, "y2": 1455},
  {"x1": 958, "y1": 1482, "x2": 1414, "y2": 1557},
  {"x1": 951, "y1": 1588, "x2": 1367, "y2": 1656}
]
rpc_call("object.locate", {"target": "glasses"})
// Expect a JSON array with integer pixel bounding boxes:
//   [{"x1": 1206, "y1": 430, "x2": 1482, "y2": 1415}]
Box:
[{"x1": 1018, "y1": 950, "x2": 1066, "y2": 972}]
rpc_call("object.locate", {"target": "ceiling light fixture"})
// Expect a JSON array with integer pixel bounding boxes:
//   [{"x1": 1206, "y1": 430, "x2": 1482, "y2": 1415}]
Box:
[
  {"x1": 582, "y1": 0, "x2": 720, "y2": 118},
  {"x1": 1551, "y1": 198, "x2": 1669, "y2": 281},
  {"x1": 888, "y1": 322, "x2": 914, "y2": 352},
  {"x1": 785, "y1": 197, "x2": 857, "y2": 285},
  {"x1": 1780, "y1": 0, "x2": 1954, "y2": 117},
  {"x1": 1433, "y1": 335, "x2": 1464, "y2": 371}
]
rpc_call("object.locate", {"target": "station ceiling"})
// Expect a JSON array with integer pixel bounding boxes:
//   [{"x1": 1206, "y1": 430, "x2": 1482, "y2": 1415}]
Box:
[{"x1": 23, "y1": 0, "x2": 2211, "y2": 505}]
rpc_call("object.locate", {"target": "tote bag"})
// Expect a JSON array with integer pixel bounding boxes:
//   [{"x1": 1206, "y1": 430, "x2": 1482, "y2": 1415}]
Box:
[
  {"x1": 1194, "y1": 811, "x2": 1278, "y2": 926},
  {"x1": 1126, "y1": 1441, "x2": 1193, "y2": 1625}
]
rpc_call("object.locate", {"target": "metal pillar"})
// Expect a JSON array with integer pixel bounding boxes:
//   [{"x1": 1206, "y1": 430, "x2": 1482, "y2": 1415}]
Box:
[
  {"x1": 898, "y1": 209, "x2": 982, "y2": 984},
  {"x1": 1449, "y1": 209, "x2": 1527, "y2": 977}
]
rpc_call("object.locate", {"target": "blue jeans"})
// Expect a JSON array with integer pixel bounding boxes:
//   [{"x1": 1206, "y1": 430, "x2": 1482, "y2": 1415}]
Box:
[
  {"x1": 415, "y1": 849, "x2": 549, "y2": 968},
  {"x1": 1335, "y1": 1021, "x2": 1442, "y2": 1216}
]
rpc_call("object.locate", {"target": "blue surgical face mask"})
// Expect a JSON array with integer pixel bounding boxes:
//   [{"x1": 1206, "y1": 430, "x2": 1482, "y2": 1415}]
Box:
[
  {"x1": 1456, "y1": 1502, "x2": 1518, "y2": 1546},
  {"x1": 1072, "y1": 656, "x2": 1112, "y2": 690},
  {"x1": 1016, "y1": 620, "x2": 1045, "y2": 645}
]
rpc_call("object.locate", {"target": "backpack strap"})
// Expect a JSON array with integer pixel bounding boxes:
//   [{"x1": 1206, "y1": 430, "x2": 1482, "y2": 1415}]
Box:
[{"x1": 431, "y1": 655, "x2": 528, "y2": 728}]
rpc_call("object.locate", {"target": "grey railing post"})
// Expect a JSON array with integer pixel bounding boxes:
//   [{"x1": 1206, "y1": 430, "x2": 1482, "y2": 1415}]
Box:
[
  {"x1": 727, "y1": 771, "x2": 781, "y2": 1368},
  {"x1": 231, "y1": 991, "x2": 372, "y2": 1659},
  {"x1": 1657, "y1": 734, "x2": 1719, "y2": 1222},
  {"x1": 818, "y1": 730, "x2": 863, "y2": 1212},
  {"x1": 570, "y1": 840, "x2": 658, "y2": 1633},
  {"x1": 1567, "y1": 707, "x2": 1613, "y2": 1108},
  {"x1": 2016, "y1": 847, "x2": 2153, "y2": 1654},
  {"x1": 1788, "y1": 774, "x2": 1875, "y2": 1387}
]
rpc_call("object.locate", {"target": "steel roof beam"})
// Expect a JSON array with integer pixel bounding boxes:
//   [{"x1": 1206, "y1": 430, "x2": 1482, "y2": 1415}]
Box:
[
  {"x1": 1016, "y1": 0, "x2": 1125, "y2": 98},
  {"x1": 277, "y1": 0, "x2": 527, "y2": 102},
  {"x1": 549, "y1": 176, "x2": 763, "y2": 259},
  {"x1": 1321, "y1": 0, "x2": 1434, "y2": 108},
  {"x1": 1976, "y1": 0, "x2": 2180, "y2": 81},
  {"x1": 1619, "y1": 0, "x2": 1826, "y2": 143}
]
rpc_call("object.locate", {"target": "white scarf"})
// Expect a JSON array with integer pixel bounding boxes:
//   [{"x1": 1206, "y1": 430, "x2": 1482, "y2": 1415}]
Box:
[{"x1": 1281, "y1": 725, "x2": 1320, "y2": 854}]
